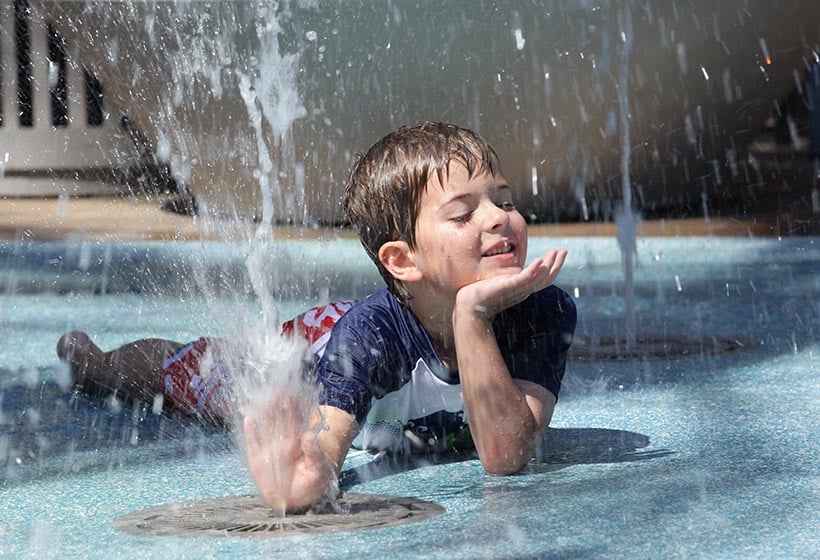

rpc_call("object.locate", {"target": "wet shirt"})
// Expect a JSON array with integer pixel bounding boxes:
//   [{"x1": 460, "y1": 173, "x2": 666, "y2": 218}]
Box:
[{"x1": 314, "y1": 287, "x2": 576, "y2": 453}]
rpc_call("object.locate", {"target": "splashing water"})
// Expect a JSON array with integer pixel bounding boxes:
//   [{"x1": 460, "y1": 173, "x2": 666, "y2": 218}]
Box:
[
  {"x1": 182, "y1": 1, "x2": 320, "y2": 513},
  {"x1": 616, "y1": 7, "x2": 638, "y2": 351},
  {"x1": 236, "y1": 10, "x2": 317, "y2": 515}
]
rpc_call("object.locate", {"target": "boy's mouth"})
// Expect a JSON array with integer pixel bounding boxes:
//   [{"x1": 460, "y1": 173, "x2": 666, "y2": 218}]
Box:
[{"x1": 482, "y1": 241, "x2": 515, "y2": 257}]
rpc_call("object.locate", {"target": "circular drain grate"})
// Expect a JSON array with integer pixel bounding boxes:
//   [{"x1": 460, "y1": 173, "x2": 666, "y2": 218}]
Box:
[
  {"x1": 570, "y1": 335, "x2": 758, "y2": 361},
  {"x1": 113, "y1": 493, "x2": 444, "y2": 538}
]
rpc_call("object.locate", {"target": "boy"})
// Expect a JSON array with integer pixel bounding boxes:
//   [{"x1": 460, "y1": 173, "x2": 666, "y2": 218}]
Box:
[
  {"x1": 58, "y1": 122, "x2": 575, "y2": 513},
  {"x1": 243, "y1": 122, "x2": 575, "y2": 511}
]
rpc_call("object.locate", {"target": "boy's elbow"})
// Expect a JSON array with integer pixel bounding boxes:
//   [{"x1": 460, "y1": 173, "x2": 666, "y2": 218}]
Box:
[
  {"x1": 480, "y1": 451, "x2": 530, "y2": 475},
  {"x1": 483, "y1": 463, "x2": 524, "y2": 476},
  {"x1": 478, "y1": 422, "x2": 543, "y2": 475}
]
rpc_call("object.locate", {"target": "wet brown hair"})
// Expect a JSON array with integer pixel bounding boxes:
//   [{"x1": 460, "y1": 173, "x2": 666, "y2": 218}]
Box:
[{"x1": 344, "y1": 122, "x2": 501, "y2": 303}]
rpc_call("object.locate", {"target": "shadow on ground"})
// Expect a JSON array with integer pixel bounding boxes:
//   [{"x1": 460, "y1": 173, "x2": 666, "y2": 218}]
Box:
[
  {"x1": 339, "y1": 427, "x2": 672, "y2": 490},
  {"x1": 0, "y1": 377, "x2": 229, "y2": 485}
]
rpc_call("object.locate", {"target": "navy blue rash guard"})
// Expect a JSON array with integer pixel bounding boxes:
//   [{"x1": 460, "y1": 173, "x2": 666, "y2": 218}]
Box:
[{"x1": 314, "y1": 286, "x2": 576, "y2": 453}]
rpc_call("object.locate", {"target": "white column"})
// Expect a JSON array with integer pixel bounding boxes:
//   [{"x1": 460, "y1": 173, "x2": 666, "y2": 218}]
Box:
[
  {"x1": 67, "y1": 44, "x2": 86, "y2": 129},
  {"x1": 2, "y1": 1, "x2": 18, "y2": 130},
  {"x1": 29, "y1": 7, "x2": 49, "y2": 129}
]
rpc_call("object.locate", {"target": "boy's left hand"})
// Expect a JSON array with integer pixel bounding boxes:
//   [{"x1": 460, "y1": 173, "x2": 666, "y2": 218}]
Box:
[
  {"x1": 243, "y1": 392, "x2": 333, "y2": 513},
  {"x1": 456, "y1": 249, "x2": 567, "y2": 320}
]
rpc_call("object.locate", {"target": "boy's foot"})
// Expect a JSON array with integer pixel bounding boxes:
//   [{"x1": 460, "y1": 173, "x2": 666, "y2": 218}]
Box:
[
  {"x1": 57, "y1": 330, "x2": 94, "y2": 362},
  {"x1": 56, "y1": 331, "x2": 108, "y2": 393}
]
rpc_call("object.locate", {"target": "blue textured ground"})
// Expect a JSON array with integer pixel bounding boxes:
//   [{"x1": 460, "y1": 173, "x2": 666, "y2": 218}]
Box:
[{"x1": 0, "y1": 237, "x2": 817, "y2": 559}]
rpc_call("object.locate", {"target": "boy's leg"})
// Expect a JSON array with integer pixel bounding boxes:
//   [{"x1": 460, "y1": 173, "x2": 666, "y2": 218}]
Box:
[{"x1": 57, "y1": 331, "x2": 181, "y2": 403}]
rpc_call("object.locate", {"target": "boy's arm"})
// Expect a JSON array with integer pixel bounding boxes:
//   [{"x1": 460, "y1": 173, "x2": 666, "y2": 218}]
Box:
[
  {"x1": 453, "y1": 249, "x2": 566, "y2": 475},
  {"x1": 243, "y1": 400, "x2": 358, "y2": 512},
  {"x1": 316, "y1": 405, "x2": 359, "y2": 477}
]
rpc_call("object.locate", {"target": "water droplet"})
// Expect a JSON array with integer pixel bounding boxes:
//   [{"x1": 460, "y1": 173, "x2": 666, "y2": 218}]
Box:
[
  {"x1": 514, "y1": 28, "x2": 525, "y2": 50},
  {"x1": 152, "y1": 393, "x2": 164, "y2": 415},
  {"x1": 531, "y1": 166, "x2": 538, "y2": 196}
]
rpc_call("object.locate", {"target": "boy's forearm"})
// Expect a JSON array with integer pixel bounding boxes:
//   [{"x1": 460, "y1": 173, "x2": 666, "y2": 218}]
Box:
[
  {"x1": 315, "y1": 405, "x2": 359, "y2": 475},
  {"x1": 453, "y1": 309, "x2": 540, "y2": 474}
]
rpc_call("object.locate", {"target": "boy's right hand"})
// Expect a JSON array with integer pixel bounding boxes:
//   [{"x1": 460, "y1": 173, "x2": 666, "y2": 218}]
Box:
[
  {"x1": 243, "y1": 393, "x2": 334, "y2": 513},
  {"x1": 456, "y1": 248, "x2": 567, "y2": 320}
]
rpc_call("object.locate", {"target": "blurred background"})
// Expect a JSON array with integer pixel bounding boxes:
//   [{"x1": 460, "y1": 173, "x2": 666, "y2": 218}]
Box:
[{"x1": 0, "y1": 0, "x2": 818, "y2": 238}]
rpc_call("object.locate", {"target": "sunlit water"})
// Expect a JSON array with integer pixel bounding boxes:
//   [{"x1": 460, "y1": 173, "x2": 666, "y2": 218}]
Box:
[{"x1": 0, "y1": 236, "x2": 817, "y2": 559}]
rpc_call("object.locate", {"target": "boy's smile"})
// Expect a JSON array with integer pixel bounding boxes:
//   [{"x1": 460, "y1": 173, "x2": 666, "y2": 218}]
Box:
[{"x1": 409, "y1": 161, "x2": 528, "y2": 296}]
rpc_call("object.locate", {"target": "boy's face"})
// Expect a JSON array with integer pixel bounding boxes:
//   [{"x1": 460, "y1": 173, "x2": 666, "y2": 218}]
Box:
[{"x1": 410, "y1": 161, "x2": 528, "y2": 295}]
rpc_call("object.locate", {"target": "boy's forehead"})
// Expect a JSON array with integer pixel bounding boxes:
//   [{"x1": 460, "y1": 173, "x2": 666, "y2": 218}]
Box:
[
  {"x1": 427, "y1": 158, "x2": 488, "y2": 191},
  {"x1": 428, "y1": 159, "x2": 494, "y2": 192}
]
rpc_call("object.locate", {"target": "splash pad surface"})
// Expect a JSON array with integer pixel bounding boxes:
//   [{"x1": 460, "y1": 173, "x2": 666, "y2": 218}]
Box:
[{"x1": 1, "y1": 236, "x2": 817, "y2": 558}]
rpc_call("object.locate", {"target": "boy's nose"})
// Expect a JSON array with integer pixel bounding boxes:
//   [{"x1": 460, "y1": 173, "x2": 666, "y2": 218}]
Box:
[{"x1": 483, "y1": 201, "x2": 510, "y2": 231}]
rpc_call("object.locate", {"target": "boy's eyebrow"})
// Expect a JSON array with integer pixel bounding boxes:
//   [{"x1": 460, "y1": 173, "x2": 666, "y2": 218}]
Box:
[
  {"x1": 440, "y1": 183, "x2": 512, "y2": 207},
  {"x1": 441, "y1": 192, "x2": 474, "y2": 204},
  {"x1": 488, "y1": 183, "x2": 513, "y2": 198}
]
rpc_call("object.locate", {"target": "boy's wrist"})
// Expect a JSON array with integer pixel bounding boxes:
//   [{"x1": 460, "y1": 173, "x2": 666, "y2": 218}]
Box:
[
  {"x1": 452, "y1": 303, "x2": 495, "y2": 335},
  {"x1": 453, "y1": 292, "x2": 496, "y2": 320}
]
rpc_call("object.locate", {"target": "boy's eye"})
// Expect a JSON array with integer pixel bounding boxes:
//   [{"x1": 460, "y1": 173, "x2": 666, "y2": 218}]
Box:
[
  {"x1": 452, "y1": 212, "x2": 473, "y2": 223},
  {"x1": 498, "y1": 201, "x2": 515, "y2": 211}
]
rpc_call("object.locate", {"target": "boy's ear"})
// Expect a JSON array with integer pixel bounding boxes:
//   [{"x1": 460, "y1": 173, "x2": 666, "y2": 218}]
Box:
[{"x1": 378, "y1": 241, "x2": 423, "y2": 283}]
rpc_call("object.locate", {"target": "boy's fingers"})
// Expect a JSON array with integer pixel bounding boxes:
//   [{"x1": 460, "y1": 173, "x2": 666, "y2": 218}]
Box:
[
  {"x1": 555, "y1": 249, "x2": 568, "y2": 267},
  {"x1": 548, "y1": 249, "x2": 567, "y2": 278},
  {"x1": 519, "y1": 249, "x2": 566, "y2": 294},
  {"x1": 539, "y1": 249, "x2": 566, "y2": 283}
]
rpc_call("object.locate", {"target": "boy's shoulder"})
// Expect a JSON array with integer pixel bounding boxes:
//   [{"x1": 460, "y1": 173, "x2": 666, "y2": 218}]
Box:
[
  {"x1": 494, "y1": 285, "x2": 577, "y2": 340},
  {"x1": 336, "y1": 288, "x2": 401, "y2": 325},
  {"x1": 319, "y1": 288, "x2": 438, "y2": 379},
  {"x1": 331, "y1": 288, "x2": 421, "y2": 341},
  {"x1": 536, "y1": 284, "x2": 576, "y2": 316},
  {"x1": 515, "y1": 284, "x2": 576, "y2": 318}
]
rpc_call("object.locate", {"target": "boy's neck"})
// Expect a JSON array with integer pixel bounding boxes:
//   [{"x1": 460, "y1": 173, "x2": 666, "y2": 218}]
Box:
[{"x1": 406, "y1": 290, "x2": 458, "y2": 369}]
